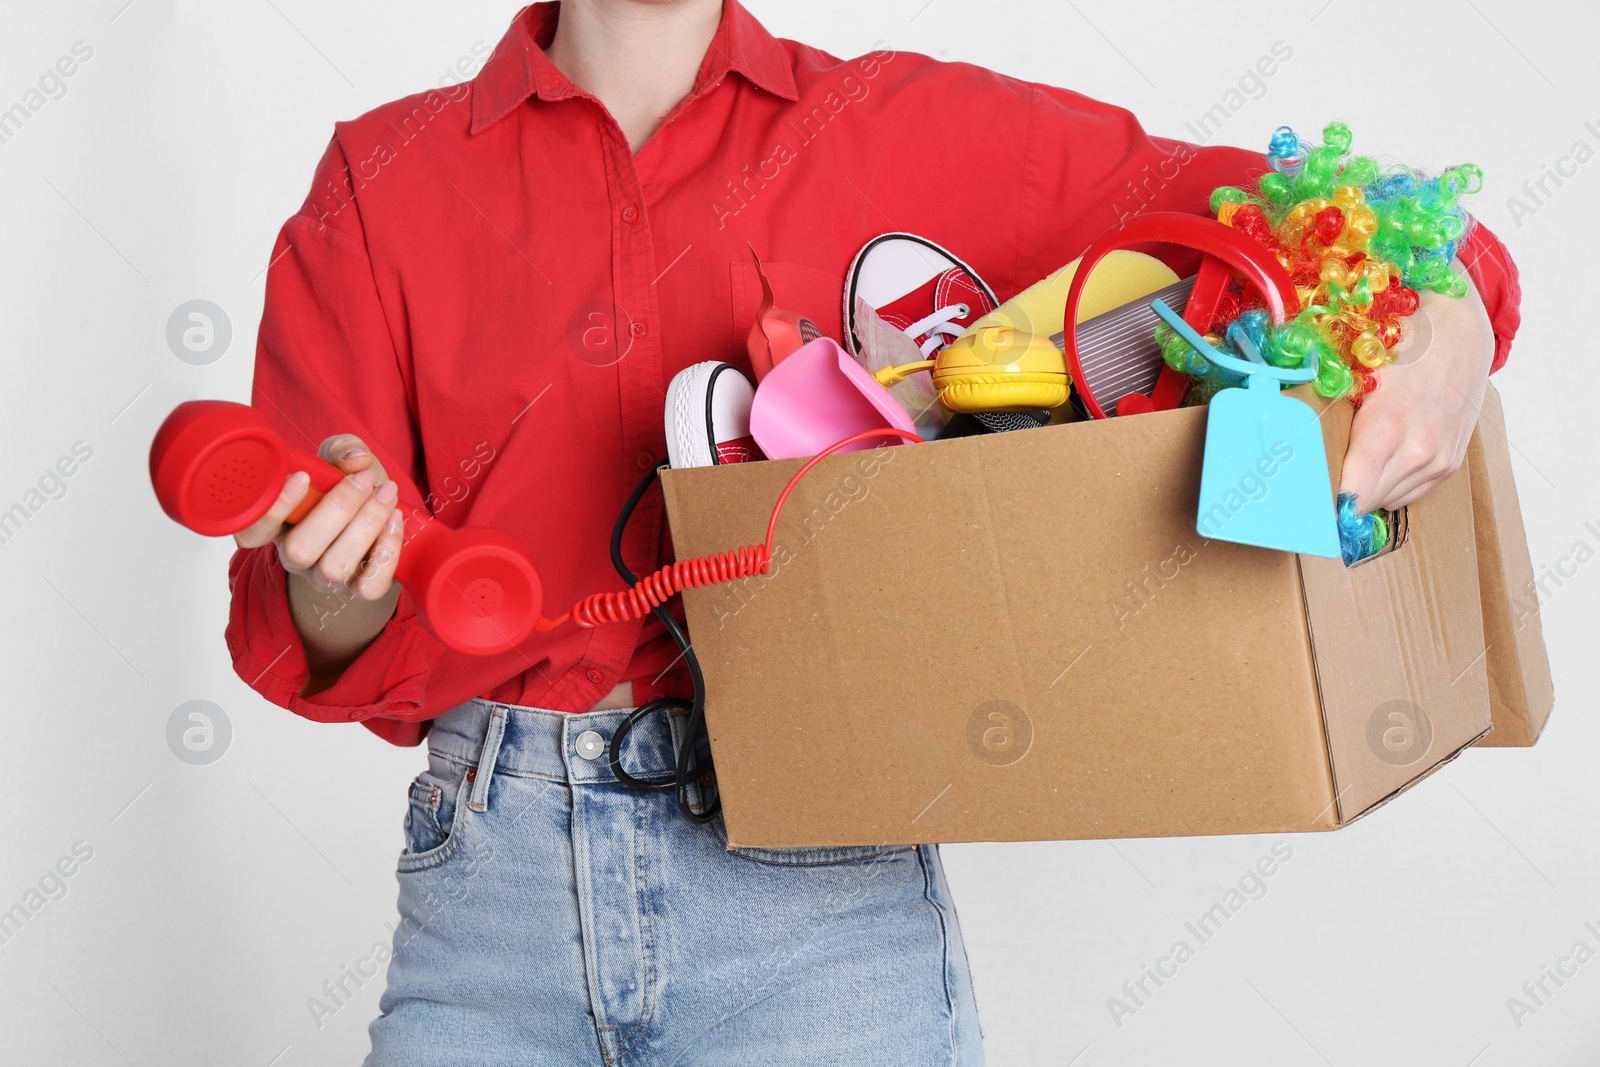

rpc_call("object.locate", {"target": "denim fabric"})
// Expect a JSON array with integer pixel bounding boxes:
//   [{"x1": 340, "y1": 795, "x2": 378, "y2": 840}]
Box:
[{"x1": 365, "y1": 698, "x2": 984, "y2": 1066}]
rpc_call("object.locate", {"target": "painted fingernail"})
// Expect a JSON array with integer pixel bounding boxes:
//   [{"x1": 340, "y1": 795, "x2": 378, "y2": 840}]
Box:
[{"x1": 376, "y1": 480, "x2": 398, "y2": 504}]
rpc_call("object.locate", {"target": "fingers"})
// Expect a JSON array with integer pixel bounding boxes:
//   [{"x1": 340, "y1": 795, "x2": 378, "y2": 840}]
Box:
[
  {"x1": 1340, "y1": 377, "x2": 1475, "y2": 513},
  {"x1": 241, "y1": 432, "x2": 406, "y2": 604},
  {"x1": 234, "y1": 471, "x2": 312, "y2": 549},
  {"x1": 1337, "y1": 409, "x2": 1396, "y2": 514},
  {"x1": 1357, "y1": 444, "x2": 1418, "y2": 514},
  {"x1": 353, "y1": 501, "x2": 406, "y2": 601},
  {"x1": 278, "y1": 468, "x2": 383, "y2": 576},
  {"x1": 1382, "y1": 440, "x2": 1469, "y2": 510},
  {"x1": 1345, "y1": 427, "x2": 1468, "y2": 513},
  {"x1": 1387, "y1": 473, "x2": 1449, "y2": 511},
  {"x1": 315, "y1": 480, "x2": 402, "y2": 597},
  {"x1": 1339, "y1": 292, "x2": 1490, "y2": 513},
  {"x1": 320, "y1": 434, "x2": 389, "y2": 484}
]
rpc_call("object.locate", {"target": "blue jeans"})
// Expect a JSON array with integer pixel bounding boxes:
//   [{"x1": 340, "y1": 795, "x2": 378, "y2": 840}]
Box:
[{"x1": 365, "y1": 699, "x2": 985, "y2": 1065}]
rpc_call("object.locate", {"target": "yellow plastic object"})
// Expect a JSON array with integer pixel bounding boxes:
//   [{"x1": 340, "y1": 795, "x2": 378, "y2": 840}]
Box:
[
  {"x1": 969, "y1": 249, "x2": 1180, "y2": 339},
  {"x1": 873, "y1": 327, "x2": 1070, "y2": 413}
]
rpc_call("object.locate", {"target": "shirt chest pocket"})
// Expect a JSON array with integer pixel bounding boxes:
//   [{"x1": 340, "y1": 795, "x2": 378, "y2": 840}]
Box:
[{"x1": 728, "y1": 260, "x2": 846, "y2": 355}]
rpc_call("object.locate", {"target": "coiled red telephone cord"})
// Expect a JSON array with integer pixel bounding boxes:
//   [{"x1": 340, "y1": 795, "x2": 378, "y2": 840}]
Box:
[{"x1": 533, "y1": 428, "x2": 921, "y2": 631}]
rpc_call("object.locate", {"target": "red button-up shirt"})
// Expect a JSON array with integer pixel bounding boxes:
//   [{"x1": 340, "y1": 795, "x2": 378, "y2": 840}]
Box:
[{"x1": 226, "y1": 0, "x2": 1522, "y2": 746}]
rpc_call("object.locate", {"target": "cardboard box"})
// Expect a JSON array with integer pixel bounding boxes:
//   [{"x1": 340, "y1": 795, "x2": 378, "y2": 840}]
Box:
[
  {"x1": 660, "y1": 387, "x2": 1493, "y2": 847},
  {"x1": 1468, "y1": 381, "x2": 1555, "y2": 747}
]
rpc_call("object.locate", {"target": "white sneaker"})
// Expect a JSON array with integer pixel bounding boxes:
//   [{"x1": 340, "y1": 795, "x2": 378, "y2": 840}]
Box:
[{"x1": 664, "y1": 361, "x2": 763, "y2": 469}]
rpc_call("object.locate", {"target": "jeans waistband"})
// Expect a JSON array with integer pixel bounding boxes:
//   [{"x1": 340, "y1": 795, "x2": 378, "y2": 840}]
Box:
[{"x1": 427, "y1": 698, "x2": 683, "y2": 787}]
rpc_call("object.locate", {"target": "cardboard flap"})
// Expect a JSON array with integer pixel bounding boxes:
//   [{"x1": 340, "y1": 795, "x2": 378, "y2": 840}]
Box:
[
  {"x1": 1296, "y1": 395, "x2": 1492, "y2": 822},
  {"x1": 1469, "y1": 381, "x2": 1555, "y2": 746}
]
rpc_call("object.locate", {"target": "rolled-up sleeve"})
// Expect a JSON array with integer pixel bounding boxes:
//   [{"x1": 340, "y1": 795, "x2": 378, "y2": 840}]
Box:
[
  {"x1": 1455, "y1": 221, "x2": 1520, "y2": 373},
  {"x1": 225, "y1": 135, "x2": 543, "y2": 746},
  {"x1": 1014, "y1": 82, "x2": 1520, "y2": 371}
]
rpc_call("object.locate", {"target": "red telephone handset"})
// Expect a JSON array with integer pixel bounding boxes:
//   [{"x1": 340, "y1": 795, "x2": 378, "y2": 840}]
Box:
[
  {"x1": 1062, "y1": 212, "x2": 1298, "y2": 419},
  {"x1": 149, "y1": 400, "x2": 544, "y2": 655},
  {"x1": 153, "y1": 404, "x2": 915, "y2": 655}
]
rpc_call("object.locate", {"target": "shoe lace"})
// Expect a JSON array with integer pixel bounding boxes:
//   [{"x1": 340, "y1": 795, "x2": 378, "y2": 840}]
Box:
[{"x1": 903, "y1": 303, "x2": 971, "y2": 357}]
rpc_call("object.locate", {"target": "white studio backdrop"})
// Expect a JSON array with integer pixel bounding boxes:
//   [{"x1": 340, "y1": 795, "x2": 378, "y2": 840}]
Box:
[{"x1": 0, "y1": 0, "x2": 1593, "y2": 1064}]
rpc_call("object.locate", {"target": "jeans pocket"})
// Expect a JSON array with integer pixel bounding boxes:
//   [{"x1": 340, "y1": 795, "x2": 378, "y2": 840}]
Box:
[
  {"x1": 398, "y1": 754, "x2": 470, "y2": 874},
  {"x1": 707, "y1": 813, "x2": 912, "y2": 868}
]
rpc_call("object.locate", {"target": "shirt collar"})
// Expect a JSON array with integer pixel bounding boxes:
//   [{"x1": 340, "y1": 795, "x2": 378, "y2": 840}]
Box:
[{"x1": 471, "y1": 0, "x2": 798, "y2": 134}]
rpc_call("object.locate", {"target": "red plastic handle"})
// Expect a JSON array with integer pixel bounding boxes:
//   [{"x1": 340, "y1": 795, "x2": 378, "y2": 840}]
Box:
[
  {"x1": 1062, "y1": 212, "x2": 1297, "y2": 419},
  {"x1": 281, "y1": 446, "x2": 347, "y2": 524}
]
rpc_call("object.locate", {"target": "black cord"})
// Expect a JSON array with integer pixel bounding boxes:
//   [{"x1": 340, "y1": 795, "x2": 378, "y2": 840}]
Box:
[{"x1": 605, "y1": 459, "x2": 719, "y2": 823}]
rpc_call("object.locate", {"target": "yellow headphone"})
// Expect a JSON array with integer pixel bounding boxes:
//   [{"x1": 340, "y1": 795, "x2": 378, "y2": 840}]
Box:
[{"x1": 872, "y1": 328, "x2": 1069, "y2": 413}]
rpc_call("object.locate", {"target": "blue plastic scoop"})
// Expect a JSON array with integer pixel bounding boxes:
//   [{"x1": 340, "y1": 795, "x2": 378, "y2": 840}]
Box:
[{"x1": 1152, "y1": 300, "x2": 1340, "y2": 558}]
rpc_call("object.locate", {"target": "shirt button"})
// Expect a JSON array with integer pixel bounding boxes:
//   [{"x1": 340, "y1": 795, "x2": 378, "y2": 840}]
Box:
[
  {"x1": 636, "y1": 450, "x2": 655, "y2": 470},
  {"x1": 575, "y1": 730, "x2": 606, "y2": 761},
  {"x1": 585, "y1": 667, "x2": 604, "y2": 685},
  {"x1": 630, "y1": 322, "x2": 647, "y2": 337},
  {"x1": 621, "y1": 205, "x2": 639, "y2": 222}
]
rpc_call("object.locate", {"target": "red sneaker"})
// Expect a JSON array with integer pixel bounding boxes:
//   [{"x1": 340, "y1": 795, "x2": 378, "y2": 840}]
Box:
[{"x1": 842, "y1": 234, "x2": 998, "y2": 360}]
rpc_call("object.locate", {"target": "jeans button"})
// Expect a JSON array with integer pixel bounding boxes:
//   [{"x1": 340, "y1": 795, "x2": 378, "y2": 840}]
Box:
[{"x1": 575, "y1": 730, "x2": 606, "y2": 761}]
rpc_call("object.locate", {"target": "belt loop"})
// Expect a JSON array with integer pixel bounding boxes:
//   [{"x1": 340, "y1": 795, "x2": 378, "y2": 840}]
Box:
[{"x1": 467, "y1": 704, "x2": 507, "y2": 812}]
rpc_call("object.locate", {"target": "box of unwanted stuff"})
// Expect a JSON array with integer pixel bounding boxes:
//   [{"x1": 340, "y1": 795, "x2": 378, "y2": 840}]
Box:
[{"x1": 659, "y1": 385, "x2": 1495, "y2": 848}]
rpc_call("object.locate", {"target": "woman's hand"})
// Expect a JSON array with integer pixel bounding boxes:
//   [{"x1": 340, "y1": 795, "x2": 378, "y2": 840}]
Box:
[
  {"x1": 1338, "y1": 270, "x2": 1495, "y2": 514},
  {"x1": 234, "y1": 434, "x2": 406, "y2": 686}
]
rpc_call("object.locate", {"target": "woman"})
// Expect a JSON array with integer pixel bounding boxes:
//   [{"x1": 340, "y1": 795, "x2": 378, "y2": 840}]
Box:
[{"x1": 226, "y1": 1, "x2": 1518, "y2": 1062}]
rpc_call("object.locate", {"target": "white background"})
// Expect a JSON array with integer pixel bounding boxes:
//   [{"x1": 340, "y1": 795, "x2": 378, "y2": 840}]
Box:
[{"x1": 0, "y1": 0, "x2": 1594, "y2": 1064}]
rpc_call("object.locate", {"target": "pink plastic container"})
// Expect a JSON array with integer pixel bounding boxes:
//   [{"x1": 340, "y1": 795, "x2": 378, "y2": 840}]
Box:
[{"x1": 749, "y1": 338, "x2": 919, "y2": 460}]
